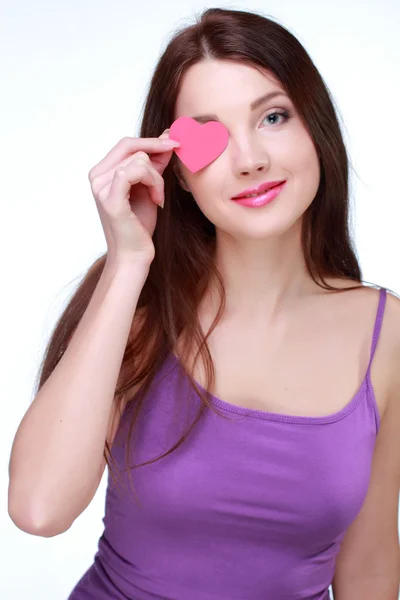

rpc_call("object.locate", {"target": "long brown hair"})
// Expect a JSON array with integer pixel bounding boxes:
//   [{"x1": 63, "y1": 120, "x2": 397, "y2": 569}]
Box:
[{"x1": 34, "y1": 7, "x2": 376, "y2": 495}]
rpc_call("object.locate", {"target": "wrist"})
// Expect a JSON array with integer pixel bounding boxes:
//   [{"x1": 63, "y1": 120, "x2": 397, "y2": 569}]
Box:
[{"x1": 104, "y1": 255, "x2": 151, "y2": 282}]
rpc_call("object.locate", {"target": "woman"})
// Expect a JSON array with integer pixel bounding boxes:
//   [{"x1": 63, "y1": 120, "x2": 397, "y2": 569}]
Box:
[{"x1": 8, "y1": 7, "x2": 400, "y2": 600}]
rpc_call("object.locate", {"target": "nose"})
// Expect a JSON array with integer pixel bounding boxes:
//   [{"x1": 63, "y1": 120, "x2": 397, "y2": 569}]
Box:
[
  {"x1": 239, "y1": 162, "x2": 267, "y2": 177},
  {"x1": 230, "y1": 138, "x2": 270, "y2": 178}
]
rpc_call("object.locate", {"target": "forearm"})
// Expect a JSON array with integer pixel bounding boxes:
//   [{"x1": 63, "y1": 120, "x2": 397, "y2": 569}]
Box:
[{"x1": 8, "y1": 260, "x2": 149, "y2": 534}]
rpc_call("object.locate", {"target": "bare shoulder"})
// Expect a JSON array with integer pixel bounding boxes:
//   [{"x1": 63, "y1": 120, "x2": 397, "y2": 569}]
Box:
[
  {"x1": 332, "y1": 285, "x2": 400, "y2": 585},
  {"x1": 330, "y1": 279, "x2": 400, "y2": 348},
  {"x1": 380, "y1": 285, "x2": 400, "y2": 338},
  {"x1": 321, "y1": 280, "x2": 400, "y2": 419},
  {"x1": 361, "y1": 285, "x2": 400, "y2": 418},
  {"x1": 381, "y1": 287, "x2": 400, "y2": 409}
]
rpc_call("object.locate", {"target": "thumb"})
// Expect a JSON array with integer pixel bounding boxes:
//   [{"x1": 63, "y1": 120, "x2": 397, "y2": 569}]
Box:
[{"x1": 151, "y1": 128, "x2": 179, "y2": 175}]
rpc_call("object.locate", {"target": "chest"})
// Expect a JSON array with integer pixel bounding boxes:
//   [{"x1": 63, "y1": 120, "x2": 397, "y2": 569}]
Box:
[
  {"x1": 113, "y1": 359, "x2": 379, "y2": 573},
  {"x1": 179, "y1": 292, "x2": 390, "y2": 421}
]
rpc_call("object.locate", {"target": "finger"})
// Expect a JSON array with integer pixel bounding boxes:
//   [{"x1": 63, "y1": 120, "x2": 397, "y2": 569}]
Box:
[
  {"x1": 89, "y1": 135, "x2": 180, "y2": 181},
  {"x1": 106, "y1": 162, "x2": 164, "y2": 213},
  {"x1": 159, "y1": 128, "x2": 171, "y2": 139},
  {"x1": 114, "y1": 135, "x2": 176, "y2": 178},
  {"x1": 148, "y1": 128, "x2": 180, "y2": 174},
  {"x1": 93, "y1": 152, "x2": 153, "y2": 194}
]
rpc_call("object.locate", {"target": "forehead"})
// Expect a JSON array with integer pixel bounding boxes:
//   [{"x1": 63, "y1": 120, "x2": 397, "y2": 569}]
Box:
[{"x1": 174, "y1": 60, "x2": 285, "y2": 119}]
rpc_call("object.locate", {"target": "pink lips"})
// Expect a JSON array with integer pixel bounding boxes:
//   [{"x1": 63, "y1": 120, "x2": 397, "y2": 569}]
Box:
[
  {"x1": 232, "y1": 180, "x2": 286, "y2": 200},
  {"x1": 232, "y1": 181, "x2": 286, "y2": 207}
]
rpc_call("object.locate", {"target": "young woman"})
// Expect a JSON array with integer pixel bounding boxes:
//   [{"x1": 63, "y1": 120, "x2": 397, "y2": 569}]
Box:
[{"x1": 8, "y1": 7, "x2": 400, "y2": 600}]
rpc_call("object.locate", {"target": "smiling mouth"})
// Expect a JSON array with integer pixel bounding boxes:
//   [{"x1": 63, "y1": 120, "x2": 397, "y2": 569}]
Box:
[
  {"x1": 230, "y1": 182, "x2": 287, "y2": 207},
  {"x1": 232, "y1": 180, "x2": 287, "y2": 199},
  {"x1": 238, "y1": 185, "x2": 282, "y2": 199}
]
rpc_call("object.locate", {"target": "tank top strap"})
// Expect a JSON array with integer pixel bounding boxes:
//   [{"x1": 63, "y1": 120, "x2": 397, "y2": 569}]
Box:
[{"x1": 367, "y1": 287, "x2": 387, "y2": 374}]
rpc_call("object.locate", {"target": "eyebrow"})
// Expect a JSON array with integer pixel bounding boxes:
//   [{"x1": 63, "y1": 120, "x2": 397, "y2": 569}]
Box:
[{"x1": 190, "y1": 91, "x2": 289, "y2": 123}]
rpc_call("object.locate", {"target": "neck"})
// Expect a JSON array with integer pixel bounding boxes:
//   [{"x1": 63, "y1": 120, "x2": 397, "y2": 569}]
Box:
[{"x1": 206, "y1": 221, "x2": 314, "y2": 322}]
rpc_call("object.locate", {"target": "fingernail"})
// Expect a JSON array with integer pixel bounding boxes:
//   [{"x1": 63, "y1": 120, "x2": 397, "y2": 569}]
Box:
[{"x1": 162, "y1": 139, "x2": 180, "y2": 146}]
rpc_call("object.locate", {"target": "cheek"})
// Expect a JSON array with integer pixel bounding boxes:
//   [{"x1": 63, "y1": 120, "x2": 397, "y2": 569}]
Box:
[
  {"x1": 305, "y1": 147, "x2": 321, "y2": 191},
  {"x1": 294, "y1": 132, "x2": 319, "y2": 171},
  {"x1": 304, "y1": 140, "x2": 320, "y2": 169},
  {"x1": 298, "y1": 148, "x2": 321, "y2": 209},
  {"x1": 289, "y1": 135, "x2": 320, "y2": 188},
  {"x1": 189, "y1": 175, "x2": 225, "y2": 221},
  {"x1": 186, "y1": 163, "x2": 223, "y2": 199}
]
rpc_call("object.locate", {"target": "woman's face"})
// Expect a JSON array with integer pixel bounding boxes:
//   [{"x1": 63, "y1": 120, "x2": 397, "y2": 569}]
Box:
[{"x1": 173, "y1": 59, "x2": 321, "y2": 240}]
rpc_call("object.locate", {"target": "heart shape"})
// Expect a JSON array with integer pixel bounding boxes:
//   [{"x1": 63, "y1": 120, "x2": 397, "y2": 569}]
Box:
[{"x1": 169, "y1": 116, "x2": 230, "y2": 173}]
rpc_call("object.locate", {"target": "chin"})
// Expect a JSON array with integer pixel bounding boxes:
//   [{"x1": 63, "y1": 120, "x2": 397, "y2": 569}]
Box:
[{"x1": 225, "y1": 210, "x2": 303, "y2": 239}]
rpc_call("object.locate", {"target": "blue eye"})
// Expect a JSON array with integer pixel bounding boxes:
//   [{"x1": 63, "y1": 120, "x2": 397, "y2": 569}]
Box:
[{"x1": 261, "y1": 109, "x2": 290, "y2": 126}]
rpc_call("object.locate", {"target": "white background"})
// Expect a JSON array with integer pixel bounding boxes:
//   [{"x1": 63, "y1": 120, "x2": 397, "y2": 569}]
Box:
[{"x1": 1, "y1": 0, "x2": 399, "y2": 598}]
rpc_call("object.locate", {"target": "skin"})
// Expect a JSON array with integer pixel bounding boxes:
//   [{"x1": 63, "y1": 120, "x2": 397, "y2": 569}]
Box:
[
  {"x1": 169, "y1": 58, "x2": 391, "y2": 428},
  {"x1": 166, "y1": 61, "x2": 400, "y2": 592},
  {"x1": 114, "y1": 61, "x2": 400, "y2": 593},
  {"x1": 173, "y1": 58, "x2": 322, "y2": 323}
]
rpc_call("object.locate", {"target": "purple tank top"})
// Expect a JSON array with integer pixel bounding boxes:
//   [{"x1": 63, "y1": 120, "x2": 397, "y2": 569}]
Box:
[{"x1": 68, "y1": 287, "x2": 386, "y2": 600}]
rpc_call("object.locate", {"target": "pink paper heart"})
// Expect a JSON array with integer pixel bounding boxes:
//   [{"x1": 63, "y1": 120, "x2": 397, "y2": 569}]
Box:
[{"x1": 169, "y1": 116, "x2": 230, "y2": 173}]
